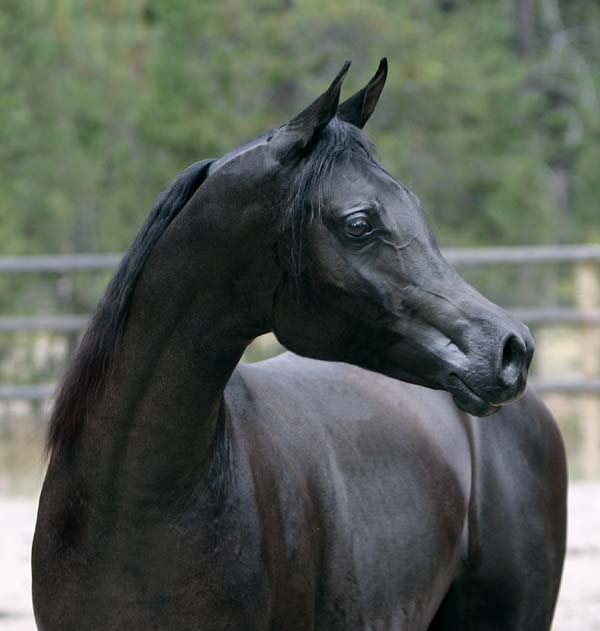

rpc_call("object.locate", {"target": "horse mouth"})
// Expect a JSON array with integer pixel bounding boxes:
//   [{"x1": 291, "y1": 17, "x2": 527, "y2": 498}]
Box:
[
  {"x1": 447, "y1": 374, "x2": 500, "y2": 417},
  {"x1": 376, "y1": 337, "x2": 511, "y2": 417}
]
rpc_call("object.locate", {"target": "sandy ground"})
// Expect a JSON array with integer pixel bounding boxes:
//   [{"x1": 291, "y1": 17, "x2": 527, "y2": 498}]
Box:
[{"x1": 1, "y1": 483, "x2": 598, "y2": 630}]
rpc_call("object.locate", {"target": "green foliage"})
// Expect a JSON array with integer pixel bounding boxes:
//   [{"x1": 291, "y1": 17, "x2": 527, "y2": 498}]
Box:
[{"x1": 1, "y1": 0, "x2": 599, "y2": 259}]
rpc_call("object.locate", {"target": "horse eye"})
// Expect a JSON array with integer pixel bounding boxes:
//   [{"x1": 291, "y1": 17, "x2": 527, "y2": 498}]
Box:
[{"x1": 345, "y1": 215, "x2": 372, "y2": 239}]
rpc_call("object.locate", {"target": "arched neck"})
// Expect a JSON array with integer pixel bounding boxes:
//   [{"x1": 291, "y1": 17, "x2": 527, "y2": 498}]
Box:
[{"x1": 69, "y1": 170, "x2": 280, "y2": 514}]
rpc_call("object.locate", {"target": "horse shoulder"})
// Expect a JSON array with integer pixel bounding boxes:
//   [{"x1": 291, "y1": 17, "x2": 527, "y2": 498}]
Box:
[{"x1": 226, "y1": 356, "x2": 474, "y2": 626}]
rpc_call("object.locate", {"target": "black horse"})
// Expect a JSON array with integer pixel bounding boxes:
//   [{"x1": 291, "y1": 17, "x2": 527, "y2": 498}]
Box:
[{"x1": 33, "y1": 60, "x2": 566, "y2": 630}]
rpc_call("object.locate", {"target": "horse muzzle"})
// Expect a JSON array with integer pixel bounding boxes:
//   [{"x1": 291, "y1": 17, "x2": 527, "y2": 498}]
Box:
[
  {"x1": 440, "y1": 325, "x2": 534, "y2": 416},
  {"x1": 375, "y1": 309, "x2": 535, "y2": 417}
]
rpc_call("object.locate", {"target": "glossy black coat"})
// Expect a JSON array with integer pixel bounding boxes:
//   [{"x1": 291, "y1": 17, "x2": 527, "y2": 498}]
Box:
[{"x1": 32, "y1": 60, "x2": 566, "y2": 630}]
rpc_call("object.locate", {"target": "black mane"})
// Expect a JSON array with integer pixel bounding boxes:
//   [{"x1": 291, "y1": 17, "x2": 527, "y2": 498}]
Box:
[
  {"x1": 282, "y1": 118, "x2": 376, "y2": 282},
  {"x1": 46, "y1": 159, "x2": 214, "y2": 460}
]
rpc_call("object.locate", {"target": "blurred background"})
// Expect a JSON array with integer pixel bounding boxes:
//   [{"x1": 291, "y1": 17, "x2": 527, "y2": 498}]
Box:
[{"x1": 1, "y1": 1, "x2": 599, "y2": 629}]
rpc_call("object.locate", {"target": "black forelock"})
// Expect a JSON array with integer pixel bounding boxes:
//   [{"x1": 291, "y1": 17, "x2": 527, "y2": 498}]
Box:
[{"x1": 280, "y1": 118, "x2": 377, "y2": 283}]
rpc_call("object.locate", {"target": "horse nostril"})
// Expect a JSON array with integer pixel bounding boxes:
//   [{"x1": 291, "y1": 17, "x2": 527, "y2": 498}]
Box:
[
  {"x1": 501, "y1": 335, "x2": 519, "y2": 370},
  {"x1": 499, "y1": 334, "x2": 527, "y2": 387}
]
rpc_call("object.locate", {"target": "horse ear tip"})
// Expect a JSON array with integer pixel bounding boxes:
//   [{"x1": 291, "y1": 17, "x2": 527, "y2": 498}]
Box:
[
  {"x1": 329, "y1": 60, "x2": 351, "y2": 93},
  {"x1": 379, "y1": 58, "x2": 388, "y2": 74}
]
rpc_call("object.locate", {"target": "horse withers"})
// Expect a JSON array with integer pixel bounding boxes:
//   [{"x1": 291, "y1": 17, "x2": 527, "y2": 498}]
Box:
[{"x1": 33, "y1": 59, "x2": 566, "y2": 630}]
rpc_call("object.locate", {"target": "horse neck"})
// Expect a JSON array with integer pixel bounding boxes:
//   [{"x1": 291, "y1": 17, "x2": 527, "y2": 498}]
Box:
[{"x1": 73, "y1": 179, "x2": 278, "y2": 512}]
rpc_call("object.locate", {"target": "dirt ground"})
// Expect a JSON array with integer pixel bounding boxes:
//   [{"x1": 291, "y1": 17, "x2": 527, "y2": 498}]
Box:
[{"x1": 1, "y1": 483, "x2": 598, "y2": 630}]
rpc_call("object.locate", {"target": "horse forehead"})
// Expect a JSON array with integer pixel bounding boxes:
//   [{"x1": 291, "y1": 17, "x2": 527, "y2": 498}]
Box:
[
  {"x1": 323, "y1": 160, "x2": 384, "y2": 199},
  {"x1": 327, "y1": 162, "x2": 414, "y2": 211}
]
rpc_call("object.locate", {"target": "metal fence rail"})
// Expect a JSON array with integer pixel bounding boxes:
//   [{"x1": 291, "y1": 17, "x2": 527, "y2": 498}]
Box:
[
  {"x1": 1, "y1": 244, "x2": 600, "y2": 272},
  {"x1": 0, "y1": 315, "x2": 90, "y2": 333},
  {"x1": 0, "y1": 384, "x2": 56, "y2": 401},
  {"x1": 444, "y1": 244, "x2": 600, "y2": 265},
  {"x1": 0, "y1": 253, "x2": 122, "y2": 272}
]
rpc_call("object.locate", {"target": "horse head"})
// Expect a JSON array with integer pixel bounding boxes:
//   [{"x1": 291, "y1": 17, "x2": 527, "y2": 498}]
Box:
[{"x1": 210, "y1": 59, "x2": 534, "y2": 416}]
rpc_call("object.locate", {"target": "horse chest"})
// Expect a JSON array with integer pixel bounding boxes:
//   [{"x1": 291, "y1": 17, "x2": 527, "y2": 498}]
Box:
[{"x1": 34, "y1": 486, "x2": 273, "y2": 630}]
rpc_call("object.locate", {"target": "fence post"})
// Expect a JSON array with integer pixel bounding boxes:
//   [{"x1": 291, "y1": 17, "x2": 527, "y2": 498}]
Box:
[{"x1": 575, "y1": 260, "x2": 600, "y2": 478}]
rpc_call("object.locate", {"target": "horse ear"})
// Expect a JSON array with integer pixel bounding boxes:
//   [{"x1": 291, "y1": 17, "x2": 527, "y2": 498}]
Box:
[
  {"x1": 337, "y1": 58, "x2": 388, "y2": 129},
  {"x1": 277, "y1": 61, "x2": 351, "y2": 160}
]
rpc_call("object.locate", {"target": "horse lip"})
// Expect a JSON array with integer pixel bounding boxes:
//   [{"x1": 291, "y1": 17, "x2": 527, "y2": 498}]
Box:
[
  {"x1": 447, "y1": 373, "x2": 487, "y2": 402},
  {"x1": 447, "y1": 373, "x2": 500, "y2": 417}
]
